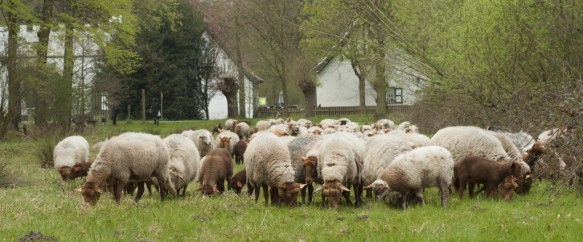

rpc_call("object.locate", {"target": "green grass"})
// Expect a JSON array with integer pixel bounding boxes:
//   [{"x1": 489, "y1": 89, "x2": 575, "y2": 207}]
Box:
[{"x1": 1, "y1": 118, "x2": 582, "y2": 241}]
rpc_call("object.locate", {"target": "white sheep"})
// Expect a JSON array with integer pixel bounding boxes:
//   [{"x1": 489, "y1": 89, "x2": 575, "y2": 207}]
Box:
[
  {"x1": 377, "y1": 146, "x2": 454, "y2": 209},
  {"x1": 255, "y1": 120, "x2": 271, "y2": 131},
  {"x1": 181, "y1": 129, "x2": 215, "y2": 157},
  {"x1": 314, "y1": 133, "x2": 364, "y2": 208},
  {"x1": 244, "y1": 132, "x2": 304, "y2": 206},
  {"x1": 362, "y1": 135, "x2": 412, "y2": 191},
  {"x1": 225, "y1": 119, "x2": 238, "y2": 131},
  {"x1": 215, "y1": 130, "x2": 240, "y2": 155},
  {"x1": 319, "y1": 119, "x2": 339, "y2": 129},
  {"x1": 54, "y1": 135, "x2": 90, "y2": 180},
  {"x1": 80, "y1": 132, "x2": 176, "y2": 205},
  {"x1": 297, "y1": 119, "x2": 313, "y2": 128},
  {"x1": 163, "y1": 134, "x2": 201, "y2": 196},
  {"x1": 375, "y1": 119, "x2": 395, "y2": 130},
  {"x1": 235, "y1": 122, "x2": 251, "y2": 140},
  {"x1": 307, "y1": 126, "x2": 324, "y2": 135}
]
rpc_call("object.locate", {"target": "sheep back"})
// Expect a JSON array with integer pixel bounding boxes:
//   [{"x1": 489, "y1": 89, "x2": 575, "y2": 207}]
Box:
[
  {"x1": 362, "y1": 134, "x2": 412, "y2": 186},
  {"x1": 163, "y1": 134, "x2": 201, "y2": 193},
  {"x1": 54, "y1": 135, "x2": 90, "y2": 180},
  {"x1": 198, "y1": 148, "x2": 233, "y2": 195},
  {"x1": 244, "y1": 132, "x2": 295, "y2": 188},
  {"x1": 288, "y1": 134, "x2": 323, "y2": 183}
]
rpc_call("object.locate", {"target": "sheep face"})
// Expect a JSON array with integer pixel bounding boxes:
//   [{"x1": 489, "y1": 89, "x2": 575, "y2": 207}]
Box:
[
  {"x1": 302, "y1": 156, "x2": 318, "y2": 185},
  {"x1": 198, "y1": 184, "x2": 219, "y2": 196},
  {"x1": 516, "y1": 173, "x2": 533, "y2": 194},
  {"x1": 288, "y1": 123, "x2": 300, "y2": 136},
  {"x1": 58, "y1": 166, "x2": 72, "y2": 181},
  {"x1": 322, "y1": 181, "x2": 350, "y2": 208},
  {"x1": 277, "y1": 182, "x2": 305, "y2": 206},
  {"x1": 498, "y1": 175, "x2": 519, "y2": 201},
  {"x1": 364, "y1": 180, "x2": 390, "y2": 199},
  {"x1": 81, "y1": 182, "x2": 102, "y2": 205},
  {"x1": 219, "y1": 137, "x2": 231, "y2": 149},
  {"x1": 198, "y1": 134, "x2": 211, "y2": 145},
  {"x1": 229, "y1": 178, "x2": 244, "y2": 194},
  {"x1": 212, "y1": 123, "x2": 223, "y2": 134}
]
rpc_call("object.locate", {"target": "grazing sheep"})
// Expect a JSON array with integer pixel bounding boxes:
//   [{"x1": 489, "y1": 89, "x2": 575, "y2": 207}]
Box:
[
  {"x1": 288, "y1": 134, "x2": 323, "y2": 204},
  {"x1": 362, "y1": 135, "x2": 412, "y2": 196},
  {"x1": 234, "y1": 140, "x2": 247, "y2": 165},
  {"x1": 244, "y1": 132, "x2": 305, "y2": 206},
  {"x1": 215, "y1": 130, "x2": 240, "y2": 156},
  {"x1": 375, "y1": 119, "x2": 395, "y2": 130},
  {"x1": 182, "y1": 129, "x2": 215, "y2": 158},
  {"x1": 163, "y1": 134, "x2": 201, "y2": 197},
  {"x1": 314, "y1": 134, "x2": 363, "y2": 208},
  {"x1": 225, "y1": 119, "x2": 239, "y2": 132},
  {"x1": 307, "y1": 126, "x2": 323, "y2": 135},
  {"x1": 255, "y1": 120, "x2": 271, "y2": 131},
  {"x1": 68, "y1": 161, "x2": 93, "y2": 180},
  {"x1": 497, "y1": 175, "x2": 519, "y2": 201},
  {"x1": 91, "y1": 138, "x2": 108, "y2": 153},
  {"x1": 319, "y1": 119, "x2": 338, "y2": 129},
  {"x1": 81, "y1": 132, "x2": 176, "y2": 205},
  {"x1": 378, "y1": 146, "x2": 454, "y2": 209},
  {"x1": 456, "y1": 156, "x2": 523, "y2": 199},
  {"x1": 54, "y1": 135, "x2": 90, "y2": 181},
  {"x1": 197, "y1": 148, "x2": 233, "y2": 196},
  {"x1": 235, "y1": 122, "x2": 251, "y2": 140},
  {"x1": 229, "y1": 169, "x2": 253, "y2": 195}
]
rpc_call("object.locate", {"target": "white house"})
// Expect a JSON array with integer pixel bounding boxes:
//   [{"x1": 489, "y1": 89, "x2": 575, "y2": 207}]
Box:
[{"x1": 315, "y1": 54, "x2": 424, "y2": 107}]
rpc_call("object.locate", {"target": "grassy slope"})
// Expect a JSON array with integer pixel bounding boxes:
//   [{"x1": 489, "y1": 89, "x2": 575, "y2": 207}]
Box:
[{"x1": 1, "y1": 119, "x2": 582, "y2": 241}]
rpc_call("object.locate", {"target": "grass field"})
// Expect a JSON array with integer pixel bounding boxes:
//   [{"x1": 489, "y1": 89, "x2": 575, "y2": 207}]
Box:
[{"x1": 1, "y1": 119, "x2": 582, "y2": 241}]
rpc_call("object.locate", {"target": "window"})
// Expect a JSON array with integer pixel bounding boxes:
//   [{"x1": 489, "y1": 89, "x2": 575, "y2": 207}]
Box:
[{"x1": 386, "y1": 87, "x2": 403, "y2": 104}]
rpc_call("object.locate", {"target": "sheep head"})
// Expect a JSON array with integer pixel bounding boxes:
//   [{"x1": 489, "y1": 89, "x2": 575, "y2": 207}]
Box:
[
  {"x1": 219, "y1": 136, "x2": 231, "y2": 149},
  {"x1": 318, "y1": 180, "x2": 350, "y2": 209},
  {"x1": 198, "y1": 184, "x2": 220, "y2": 196},
  {"x1": 302, "y1": 156, "x2": 318, "y2": 185},
  {"x1": 212, "y1": 123, "x2": 223, "y2": 134},
  {"x1": 229, "y1": 177, "x2": 245, "y2": 194},
  {"x1": 277, "y1": 182, "x2": 306, "y2": 206},
  {"x1": 288, "y1": 123, "x2": 300, "y2": 136},
  {"x1": 58, "y1": 166, "x2": 72, "y2": 181},
  {"x1": 499, "y1": 175, "x2": 519, "y2": 201},
  {"x1": 198, "y1": 134, "x2": 211, "y2": 145},
  {"x1": 364, "y1": 179, "x2": 390, "y2": 199},
  {"x1": 516, "y1": 173, "x2": 533, "y2": 195},
  {"x1": 81, "y1": 182, "x2": 102, "y2": 206}
]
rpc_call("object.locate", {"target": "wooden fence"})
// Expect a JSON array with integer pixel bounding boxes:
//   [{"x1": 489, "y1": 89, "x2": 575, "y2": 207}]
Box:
[{"x1": 255, "y1": 105, "x2": 413, "y2": 119}]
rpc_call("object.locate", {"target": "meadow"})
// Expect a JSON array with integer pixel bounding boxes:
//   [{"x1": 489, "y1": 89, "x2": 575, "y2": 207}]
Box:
[{"x1": 1, "y1": 118, "x2": 582, "y2": 241}]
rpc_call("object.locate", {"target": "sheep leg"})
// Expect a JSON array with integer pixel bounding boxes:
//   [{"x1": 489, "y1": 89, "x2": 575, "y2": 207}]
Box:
[
  {"x1": 414, "y1": 189, "x2": 425, "y2": 206},
  {"x1": 300, "y1": 185, "x2": 307, "y2": 204},
  {"x1": 253, "y1": 183, "x2": 260, "y2": 203},
  {"x1": 134, "y1": 182, "x2": 145, "y2": 202},
  {"x1": 146, "y1": 181, "x2": 153, "y2": 196},
  {"x1": 307, "y1": 183, "x2": 313, "y2": 204},
  {"x1": 440, "y1": 184, "x2": 449, "y2": 208},
  {"x1": 458, "y1": 177, "x2": 467, "y2": 199},
  {"x1": 247, "y1": 181, "x2": 254, "y2": 196},
  {"x1": 218, "y1": 178, "x2": 225, "y2": 193},
  {"x1": 270, "y1": 187, "x2": 280, "y2": 206},
  {"x1": 262, "y1": 184, "x2": 269, "y2": 206},
  {"x1": 114, "y1": 181, "x2": 125, "y2": 204},
  {"x1": 468, "y1": 182, "x2": 475, "y2": 199},
  {"x1": 342, "y1": 190, "x2": 353, "y2": 207}
]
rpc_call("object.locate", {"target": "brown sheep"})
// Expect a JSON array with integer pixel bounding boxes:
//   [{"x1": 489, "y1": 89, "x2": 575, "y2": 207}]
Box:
[
  {"x1": 212, "y1": 123, "x2": 223, "y2": 134},
  {"x1": 456, "y1": 156, "x2": 523, "y2": 199},
  {"x1": 229, "y1": 169, "x2": 253, "y2": 195},
  {"x1": 523, "y1": 141, "x2": 546, "y2": 170},
  {"x1": 234, "y1": 140, "x2": 247, "y2": 165},
  {"x1": 197, "y1": 148, "x2": 233, "y2": 196},
  {"x1": 497, "y1": 175, "x2": 519, "y2": 201}
]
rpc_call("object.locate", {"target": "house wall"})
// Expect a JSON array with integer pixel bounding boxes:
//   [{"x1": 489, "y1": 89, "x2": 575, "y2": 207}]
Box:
[{"x1": 316, "y1": 54, "x2": 423, "y2": 107}]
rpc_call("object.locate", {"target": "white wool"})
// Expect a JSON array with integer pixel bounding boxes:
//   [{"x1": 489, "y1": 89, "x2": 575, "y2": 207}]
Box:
[
  {"x1": 255, "y1": 120, "x2": 271, "y2": 131},
  {"x1": 182, "y1": 129, "x2": 215, "y2": 157},
  {"x1": 163, "y1": 134, "x2": 201, "y2": 189},
  {"x1": 362, "y1": 134, "x2": 412, "y2": 186},
  {"x1": 244, "y1": 132, "x2": 295, "y2": 187},
  {"x1": 214, "y1": 130, "x2": 240, "y2": 154},
  {"x1": 316, "y1": 134, "x2": 359, "y2": 185},
  {"x1": 429, "y1": 126, "x2": 509, "y2": 166},
  {"x1": 54, "y1": 135, "x2": 90, "y2": 169}
]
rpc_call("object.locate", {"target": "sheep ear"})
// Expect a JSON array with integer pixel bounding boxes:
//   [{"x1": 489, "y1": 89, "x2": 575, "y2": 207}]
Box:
[
  {"x1": 75, "y1": 187, "x2": 83, "y2": 193},
  {"x1": 314, "y1": 186, "x2": 323, "y2": 193},
  {"x1": 236, "y1": 181, "x2": 243, "y2": 188},
  {"x1": 363, "y1": 184, "x2": 374, "y2": 190},
  {"x1": 212, "y1": 186, "x2": 220, "y2": 193},
  {"x1": 525, "y1": 174, "x2": 532, "y2": 180},
  {"x1": 95, "y1": 186, "x2": 102, "y2": 194},
  {"x1": 299, "y1": 183, "x2": 307, "y2": 189}
]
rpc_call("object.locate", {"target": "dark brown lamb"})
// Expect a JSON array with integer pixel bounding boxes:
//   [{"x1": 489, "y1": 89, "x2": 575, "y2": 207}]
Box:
[
  {"x1": 198, "y1": 148, "x2": 233, "y2": 196},
  {"x1": 67, "y1": 161, "x2": 93, "y2": 180},
  {"x1": 229, "y1": 169, "x2": 253, "y2": 195},
  {"x1": 497, "y1": 175, "x2": 519, "y2": 201},
  {"x1": 234, "y1": 140, "x2": 247, "y2": 165},
  {"x1": 456, "y1": 156, "x2": 523, "y2": 199}
]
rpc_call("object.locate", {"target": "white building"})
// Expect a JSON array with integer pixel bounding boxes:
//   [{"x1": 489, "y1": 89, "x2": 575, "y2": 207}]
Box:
[{"x1": 315, "y1": 54, "x2": 424, "y2": 107}]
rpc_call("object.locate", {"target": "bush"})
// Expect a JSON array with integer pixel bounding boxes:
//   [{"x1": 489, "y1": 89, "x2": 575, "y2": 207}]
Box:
[{"x1": 33, "y1": 131, "x2": 66, "y2": 169}]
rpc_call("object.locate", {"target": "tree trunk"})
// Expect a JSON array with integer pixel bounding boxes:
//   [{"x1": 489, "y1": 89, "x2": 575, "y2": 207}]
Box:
[
  {"x1": 300, "y1": 80, "x2": 316, "y2": 117},
  {"x1": 60, "y1": 20, "x2": 75, "y2": 131},
  {"x1": 218, "y1": 77, "x2": 239, "y2": 119},
  {"x1": 34, "y1": 0, "x2": 55, "y2": 128},
  {"x1": 235, "y1": 14, "x2": 245, "y2": 119},
  {"x1": 351, "y1": 61, "x2": 367, "y2": 114},
  {"x1": 373, "y1": 55, "x2": 388, "y2": 119},
  {"x1": 7, "y1": 0, "x2": 20, "y2": 131}
]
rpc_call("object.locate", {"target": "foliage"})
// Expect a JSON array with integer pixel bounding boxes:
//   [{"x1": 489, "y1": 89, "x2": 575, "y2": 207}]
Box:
[{"x1": 110, "y1": 0, "x2": 211, "y2": 120}]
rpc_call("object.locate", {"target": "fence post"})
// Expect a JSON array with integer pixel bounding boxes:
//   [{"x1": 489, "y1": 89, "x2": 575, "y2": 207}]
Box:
[
  {"x1": 127, "y1": 104, "x2": 131, "y2": 120},
  {"x1": 141, "y1": 89, "x2": 146, "y2": 122}
]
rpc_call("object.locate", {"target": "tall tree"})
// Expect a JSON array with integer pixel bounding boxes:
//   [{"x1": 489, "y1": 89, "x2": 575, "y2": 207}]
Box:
[{"x1": 33, "y1": 0, "x2": 55, "y2": 127}]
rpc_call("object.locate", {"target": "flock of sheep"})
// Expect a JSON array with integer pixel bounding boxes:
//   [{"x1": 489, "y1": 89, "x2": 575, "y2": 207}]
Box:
[{"x1": 52, "y1": 117, "x2": 562, "y2": 209}]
